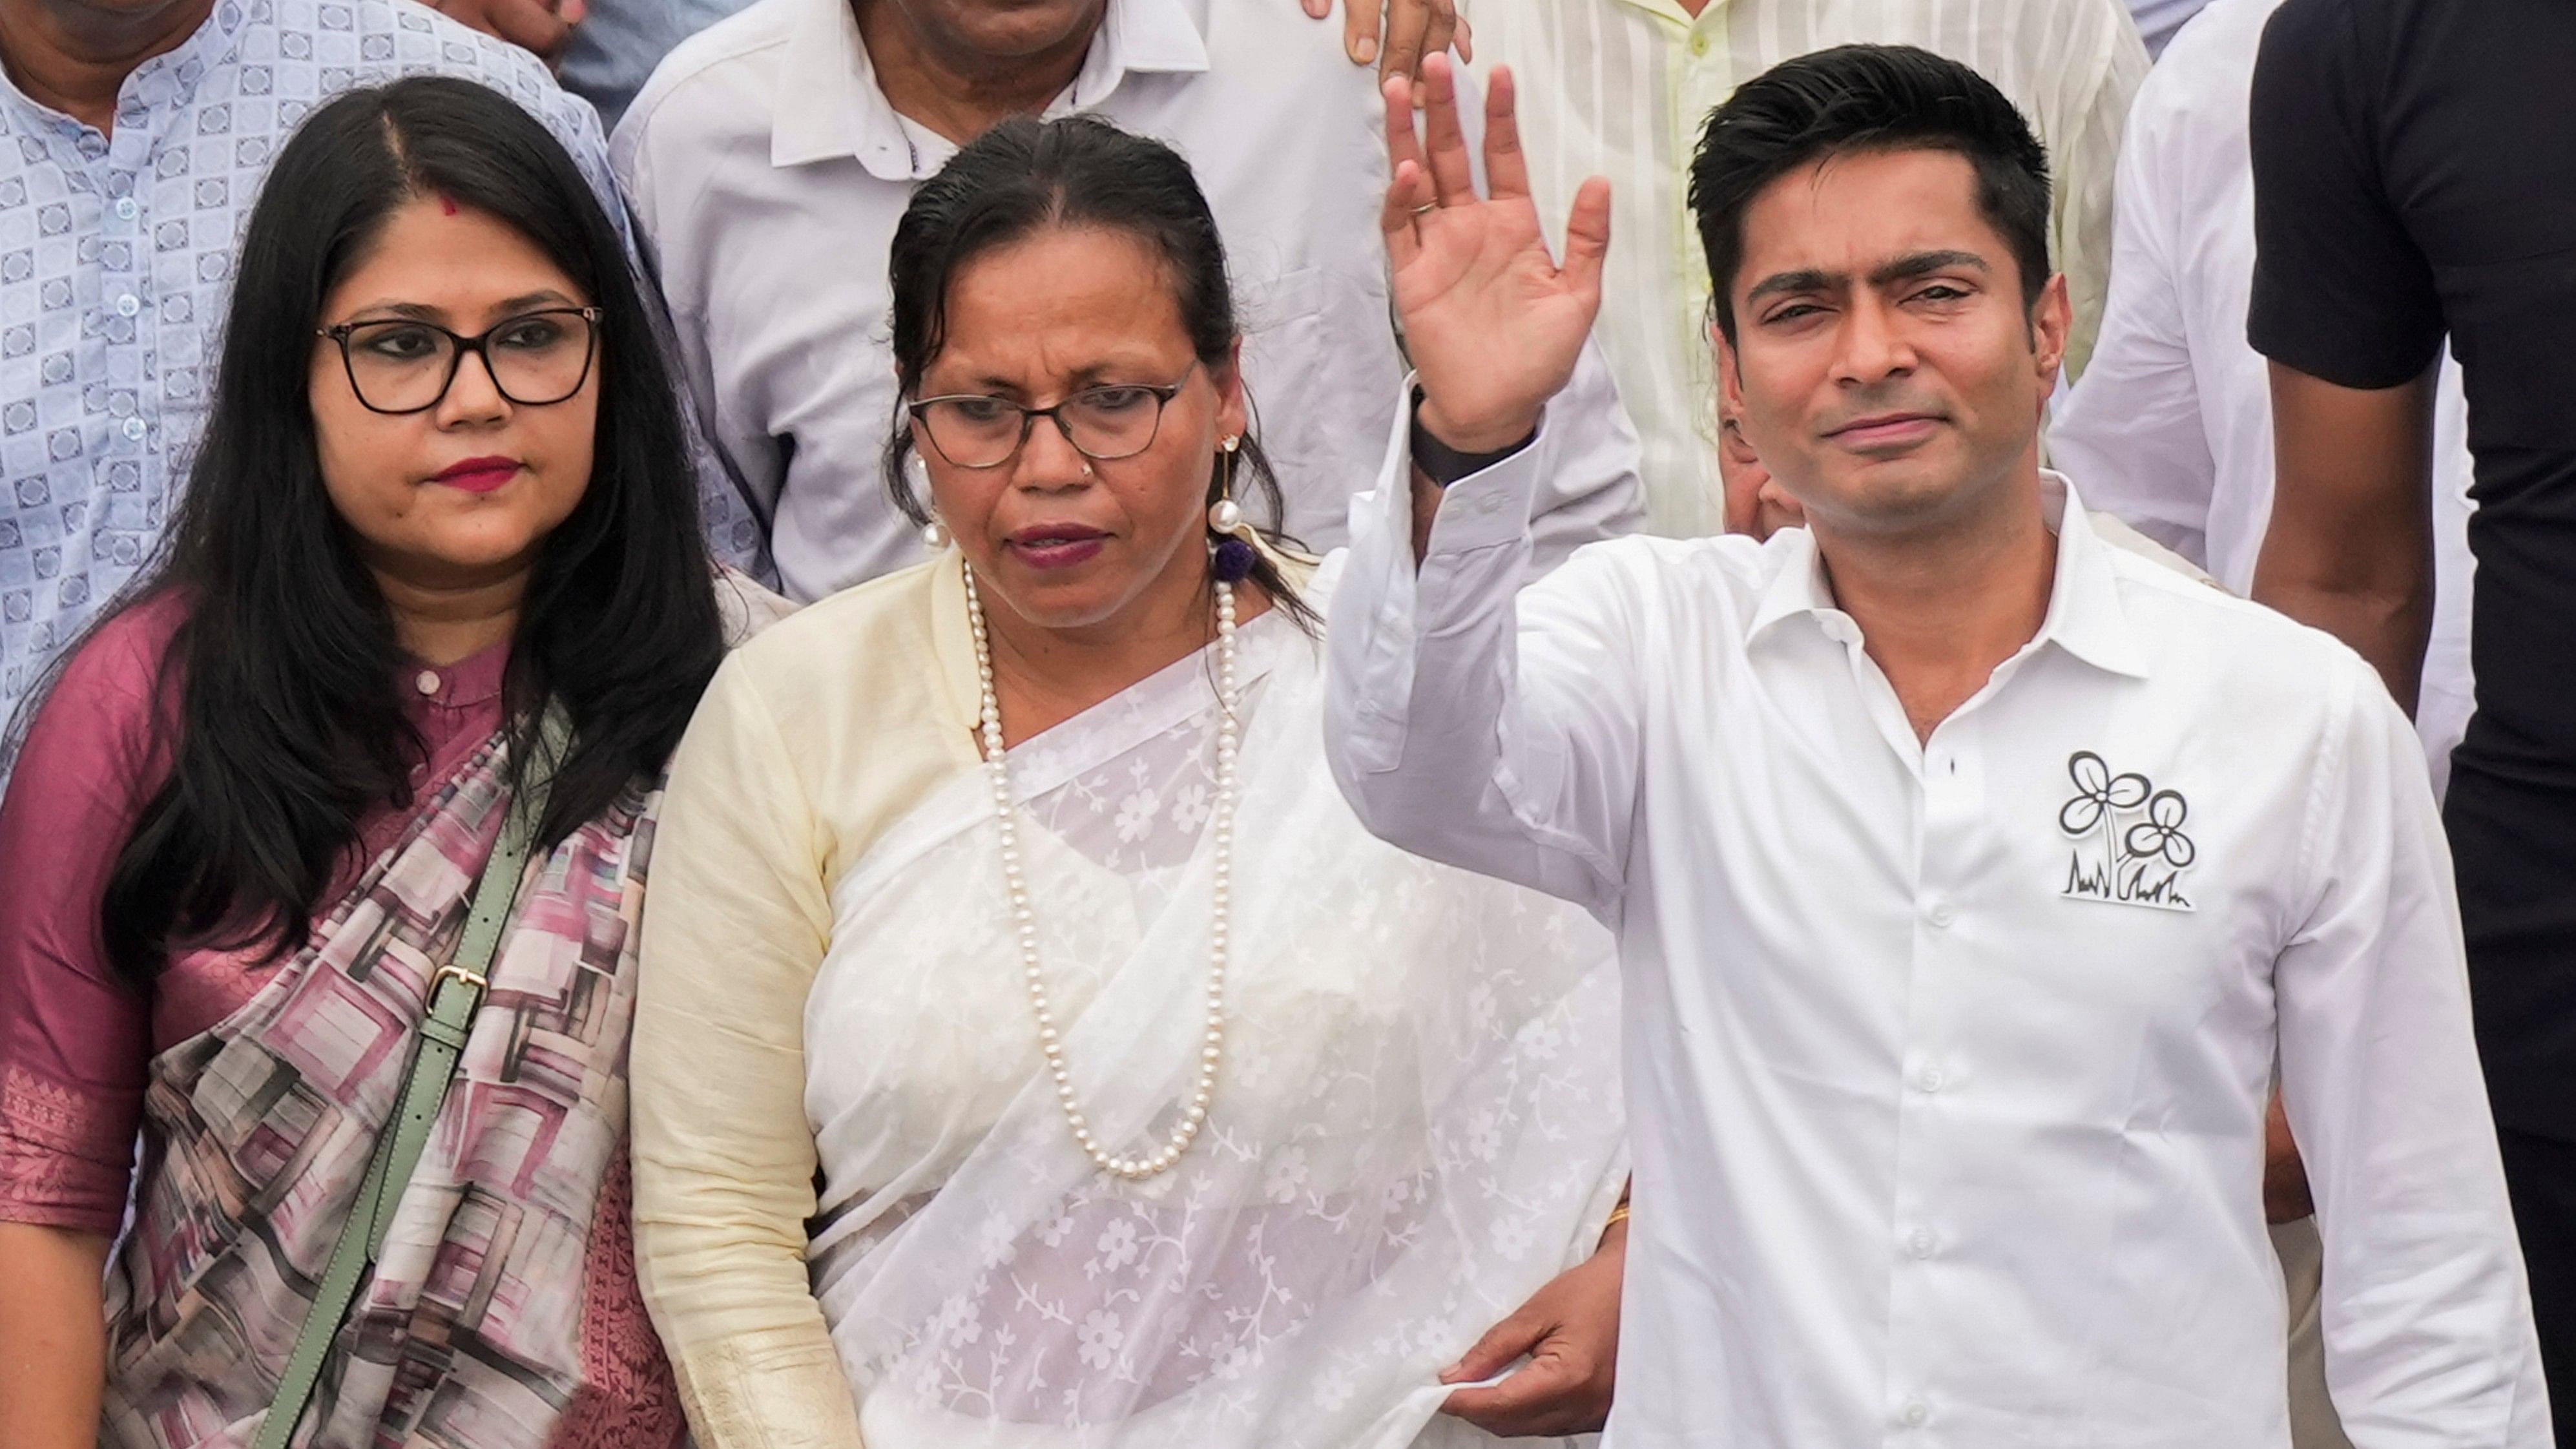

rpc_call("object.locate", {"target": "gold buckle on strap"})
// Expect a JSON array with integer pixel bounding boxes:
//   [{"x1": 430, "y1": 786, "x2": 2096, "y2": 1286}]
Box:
[{"x1": 432, "y1": 961, "x2": 490, "y2": 993}]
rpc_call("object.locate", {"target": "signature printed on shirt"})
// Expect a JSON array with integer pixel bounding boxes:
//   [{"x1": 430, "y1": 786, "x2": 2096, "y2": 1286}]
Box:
[{"x1": 2056, "y1": 751, "x2": 2196, "y2": 912}]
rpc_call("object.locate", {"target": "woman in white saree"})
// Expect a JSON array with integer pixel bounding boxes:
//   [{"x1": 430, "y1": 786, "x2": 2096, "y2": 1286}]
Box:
[{"x1": 630, "y1": 113, "x2": 1633, "y2": 1449}]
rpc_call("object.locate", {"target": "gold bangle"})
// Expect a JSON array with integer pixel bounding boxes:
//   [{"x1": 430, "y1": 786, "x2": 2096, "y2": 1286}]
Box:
[{"x1": 1603, "y1": 1204, "x2": 1632, "y2": 1232}]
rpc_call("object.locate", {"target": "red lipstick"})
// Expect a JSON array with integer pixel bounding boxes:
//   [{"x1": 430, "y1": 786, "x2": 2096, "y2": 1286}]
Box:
[
  {"x1": 429, "y1": 455, "x2": 522, "y2": 494},
  {"x1": 1006, "y1": 524, "x2": 1108, "y2": 570}
]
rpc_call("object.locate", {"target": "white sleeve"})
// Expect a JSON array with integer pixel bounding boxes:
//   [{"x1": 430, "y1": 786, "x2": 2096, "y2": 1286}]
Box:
[
  {"x1": 2274, "y1": 662, "x2": 2552, "y2": 1446},
  {"x1": 1521, "y1": 337, "x2": 1649, "y2": 571},
  {"x1": 2047, "y1": 93, "x2": 2219, "y2": 570},
  {"x1": 1324, "y1": 391, "x2": 1647, "y2": 920}
]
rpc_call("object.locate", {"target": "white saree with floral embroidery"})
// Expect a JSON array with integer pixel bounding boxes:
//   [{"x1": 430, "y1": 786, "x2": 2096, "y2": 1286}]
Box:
[{"x1": 800, "y1": 574, "x2": 1628, "y2": 1449}]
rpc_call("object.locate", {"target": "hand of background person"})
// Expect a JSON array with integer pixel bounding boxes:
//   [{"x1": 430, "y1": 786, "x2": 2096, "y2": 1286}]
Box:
[
  {"x1": 1303, "y1": 0, "x2": 1470, "y2": 87},
  {"x1": 2265, "y1": 1094, "x2": 2315, "y2": 1224},
  {"x1": 1382, "y1": 55, "x2": 1610, "y2": 454},
  {"x1": 1437, "y1": 1216, "x2": 1624, "y2": 1435},
  {"x1": 428, "y1": 0, "x2": 587, "y2": 66}
]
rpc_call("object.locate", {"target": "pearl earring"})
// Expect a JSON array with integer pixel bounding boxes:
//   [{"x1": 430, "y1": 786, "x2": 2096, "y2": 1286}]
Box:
[
  {"x1": 1207, "y1": 435, "x2": 1243, "y2": 534},
  {"x1": 908, "y1": 453, "x2": 949, "y2": 549}
]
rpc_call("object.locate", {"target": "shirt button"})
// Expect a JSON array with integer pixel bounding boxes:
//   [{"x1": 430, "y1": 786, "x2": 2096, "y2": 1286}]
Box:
[
  {"x1": 1914, "y1": 1065, "x2": 1946, "y2": 1094},
  {"x1": 114, "y1": 196, "x2": 138, "y2": 220},
  {"x1": 121, "y1": 418, "x2": 145, "y2": 441},
  {"x1": 414, "y1": 669, "x2": 441, "y2": 696},
  {"x1": 1902, "y1": 1399, "x2": 1930, "y2": 1427},
  {"x1": 1925, "y1": 895, "x2": 1956, "y2": 927},
  {"x1": 1908, "y1": 1229, "x2": 1937, "y2": 1259},
  {"x1": 115, "y1": 293, "x2": 140, "y2": 317},
  {"x1": 1690, "y1": 31, "x2": 1711, "y2": 56}
]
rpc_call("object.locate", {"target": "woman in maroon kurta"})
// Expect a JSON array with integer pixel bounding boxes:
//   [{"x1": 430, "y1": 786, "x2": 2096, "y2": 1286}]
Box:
[
  {"x1": 0, "y1": 598, "x2": 508, "y2": 1233},
  {"x1": 0, "y1": 77, "x2": 733, "y2": 1449}
]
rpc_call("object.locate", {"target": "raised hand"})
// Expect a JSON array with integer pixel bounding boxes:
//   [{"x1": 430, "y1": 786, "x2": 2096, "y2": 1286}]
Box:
[{"x1": 1382, "y1": 55, "x2": 1610, "y2": 453}]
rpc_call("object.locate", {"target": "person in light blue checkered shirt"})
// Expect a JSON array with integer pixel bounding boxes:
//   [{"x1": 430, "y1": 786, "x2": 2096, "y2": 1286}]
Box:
[{"x1": 0, "y1": 0, "x2": 761, "y2": 771}]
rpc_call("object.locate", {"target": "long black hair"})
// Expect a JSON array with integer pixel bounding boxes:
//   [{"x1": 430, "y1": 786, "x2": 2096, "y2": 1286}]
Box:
[
  {"x1": 882, "y1": 113, "x2": 1316, "y2": 630},
  {"x1": 52, "y1": 76, "x2": 725, "y2": 984}
]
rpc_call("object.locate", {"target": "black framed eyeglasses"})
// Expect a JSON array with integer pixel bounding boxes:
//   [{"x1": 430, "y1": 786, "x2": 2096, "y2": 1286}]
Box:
[
  {"x1": 318, "y1": 306, "x2": 603, "y2": 416},
  {"x1": 906, "y1": 362, "x2": 1200, "y2": 470}
]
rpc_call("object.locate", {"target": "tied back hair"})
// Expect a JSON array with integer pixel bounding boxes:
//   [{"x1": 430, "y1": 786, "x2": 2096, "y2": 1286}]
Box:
[
  {"x1": 19, "y1": 76, "x2": 727, "y2": 985},
  {"x1": 1687, "y1": 43, "x2": 2055, "y2": 343},
  {"x1": 881, "y1": 113, "x2": 1318, "y2": 632}
]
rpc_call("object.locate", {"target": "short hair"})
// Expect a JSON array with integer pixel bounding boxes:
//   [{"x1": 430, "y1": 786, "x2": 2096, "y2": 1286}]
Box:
[{"x1": 1687, "y1": 44, "x2": 2053, "y2": 342}]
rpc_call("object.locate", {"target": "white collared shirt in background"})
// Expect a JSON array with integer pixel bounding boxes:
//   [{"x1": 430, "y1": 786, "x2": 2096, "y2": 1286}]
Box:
[
  {"x1": 1320, "y1": 409, "x2": 2547, "y2": 1446},
  {"x1": 2128, "y1": 0, "x2": 2213, "y2": 54},
  {"x1": 613, "y1": 0, "x2": 1644, "y2": 602},
  {"x1": 1456, "y1": 0, "x2": 2148, "y2": 536},
  {"x1": 2050, "y1": 0, "x2": 2475, "y2": 798}
]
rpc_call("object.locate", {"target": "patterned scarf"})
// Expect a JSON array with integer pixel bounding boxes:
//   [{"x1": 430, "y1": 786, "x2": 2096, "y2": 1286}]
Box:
[{"x1": 98, "y1": 731, "x2": 683, "y2": 1449}]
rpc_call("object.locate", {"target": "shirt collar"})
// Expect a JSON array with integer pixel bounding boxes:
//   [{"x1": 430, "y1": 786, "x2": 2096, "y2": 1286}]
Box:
[
  {"x1": 771, "y1": 0, "x2": 1210, "y2": 178},
  {"x1": 2032, "y1": 470, "x2": 2151, "y2": 680},
  {"x1": 1745, "y1": 470, "x2": 2150, "y2": 680},
  {"x1": 1745, "y1": 524, "x2": 1838, "y2": 643},
  {"x1": 1605, "y1": 0, "x2": 1720, "y2": 30}
]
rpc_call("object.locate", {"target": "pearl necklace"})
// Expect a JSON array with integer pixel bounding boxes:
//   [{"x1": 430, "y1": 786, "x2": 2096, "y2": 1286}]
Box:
[{"x1": 963, "y1": 567, "x2": 1237, "y2": 1180}]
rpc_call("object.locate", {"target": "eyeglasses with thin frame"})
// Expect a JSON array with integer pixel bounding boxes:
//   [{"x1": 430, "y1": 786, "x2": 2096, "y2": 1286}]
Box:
[
  {"x1": 907, "y1": 361, "x2": 1201, "y2": 470},
  {"x1": 318, "y1": 306, "x2": 603, "y2": 416}
]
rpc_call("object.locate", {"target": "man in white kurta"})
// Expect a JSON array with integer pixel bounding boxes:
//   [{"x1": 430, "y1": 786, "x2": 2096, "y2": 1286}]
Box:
[{"x1": 1324, "y1": 41, "x2": 2546, "y2": 1449}]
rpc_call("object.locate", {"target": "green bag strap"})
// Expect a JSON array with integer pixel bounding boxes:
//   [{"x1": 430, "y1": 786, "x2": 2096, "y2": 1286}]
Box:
[{"x1": 253, "y1": 709, "x2": 568, "y2": 1449}]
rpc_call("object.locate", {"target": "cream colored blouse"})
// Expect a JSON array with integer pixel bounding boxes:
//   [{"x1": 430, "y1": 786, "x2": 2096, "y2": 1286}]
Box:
[{"x1": 634, "y1": 556, "x2": 982, "y2": 1448}]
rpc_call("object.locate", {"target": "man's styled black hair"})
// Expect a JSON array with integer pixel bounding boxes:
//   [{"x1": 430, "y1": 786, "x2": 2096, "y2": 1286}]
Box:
[{"x1": 1687, "y1": 43, "x2": 2054, "y2": 342}]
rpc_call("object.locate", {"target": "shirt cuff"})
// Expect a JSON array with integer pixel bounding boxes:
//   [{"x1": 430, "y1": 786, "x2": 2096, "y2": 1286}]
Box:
[{"x1": 1424, "y1": 417, "x2": 1551, "y2": 556}]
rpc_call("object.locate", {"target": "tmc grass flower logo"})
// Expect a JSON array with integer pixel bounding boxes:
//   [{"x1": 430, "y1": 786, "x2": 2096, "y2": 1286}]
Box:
[{"x1": 2057, "y1": 752, "x2": 2196, "y2": 912}]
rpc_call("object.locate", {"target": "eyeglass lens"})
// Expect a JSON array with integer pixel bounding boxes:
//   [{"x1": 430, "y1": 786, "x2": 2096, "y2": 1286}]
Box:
[
  {"x1": 341, "y1": 310, "x2": 596, "y2": 413},
  {"x1": 918, "y1": 384, "x2": 1172, "y2": 468}
]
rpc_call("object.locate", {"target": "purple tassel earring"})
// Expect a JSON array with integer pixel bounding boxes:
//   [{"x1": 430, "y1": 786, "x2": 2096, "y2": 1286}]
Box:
[{"x1": 1212, "y1": 536, "x2": 1258, "y2": 582}]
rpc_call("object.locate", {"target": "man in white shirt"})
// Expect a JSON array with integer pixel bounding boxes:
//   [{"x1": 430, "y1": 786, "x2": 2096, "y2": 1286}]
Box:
[
  {"x1": 612, "y1": 0, "x2": 1643, "y2": 601},
  {"x1": 1325, "y1": 45, "x2": 2546, "y2": 1444},
  {"x1": 2050, "y1": 0, "x2": 2477, "y2": 798},
  {"x1": 1454, "y1": 0, "x2": 2146, "y2": 536}
]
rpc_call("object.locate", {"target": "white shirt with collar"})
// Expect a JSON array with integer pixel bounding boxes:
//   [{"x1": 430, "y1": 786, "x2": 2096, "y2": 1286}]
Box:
[
  {"x1": 612, "y1": 0, "x2": 1644, "y2": 601},
  {"x1": 1321, "y1": 408, "x2": 2548, "y2": 1446},
  {"x1": 2049, "y1": 0, "x2": 2477, "y2": 796}
]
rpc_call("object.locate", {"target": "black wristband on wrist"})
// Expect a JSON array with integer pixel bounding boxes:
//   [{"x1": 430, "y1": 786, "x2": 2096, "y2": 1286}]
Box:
[{"x1": 1409, "y1": 389, "x2": 1537, "y2": 487}]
